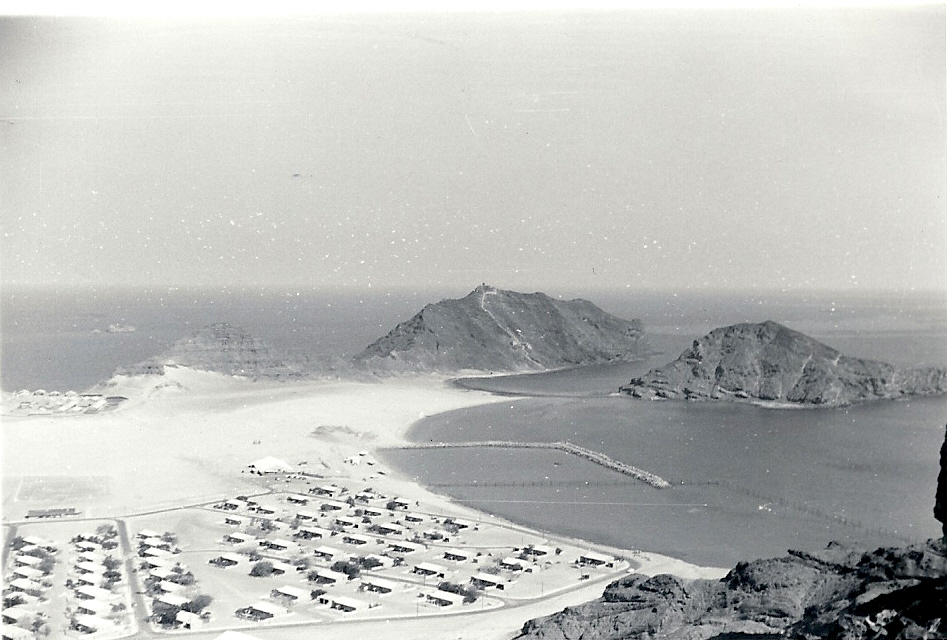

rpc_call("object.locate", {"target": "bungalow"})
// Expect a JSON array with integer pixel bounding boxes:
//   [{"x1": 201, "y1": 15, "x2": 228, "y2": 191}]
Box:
[
  {"x1": 13, "y1": 554, "x2": 42, "y2": 568},
  {"x1": 320, "y1": 502, "x2": 344, "y2": 512},
  {"x1": 387, "y1": 541, "x2": 421, "y2": 554},
  {"x1": 75, "y1": 574, "x2": 101, "y2": 587},
  {"x1": 341, "y1": 533, "x2": 371, "y2": 546},
  {"x1": 470, "y1": 572, "x2": 506, "y2": 590},
  {"x1": 75, "y1": 600, "x2": 111, "y2": 616},
  {"x1": 270, "y1": 561, "x2": 295, "y2": 576},
  {"x1": 362, "y1": 507, "x2": 384, "y2": 517},
  {"x1": 266, "y1": 539, "x2": 294, "y2": 552},
  {"x1": 404, "y1": 512, "x2": 425, "y2": 523},
  {"x1": 374, "y1": 523, "x2": 403, "y2": 536},
  {"x1": 156, "y1": 593, "x2": 190, "y2": 608},
  {"x1": 443, "y1": 549, "x2": 470, "y2": 562},
  {"x1": 325, "y1": 595, "x2": 361, "y2": 613},
  {"x1": 295, "y1": 526, "x2": 331, "y2": 540},
  {"x1": 270, "y1": 585, "x2": 309, "y2": 602},
  {"x1": 361, "y1": 576, "x2": 398, "y2": 594},
  {"x1": 499, "y1": 557, "x2": 526, "y2": 571},
  {"x1": 422, "y1": 529, "x2": 445, "y2": 541},
  {"x1": 157, "y1": 580, "x2": 185, "y2": 594},
  {"x1": 388, "y1": 497, "x2": 411, "y2": 510},
  {"x1": 313, "y1": 545, "x2": 342, "y2": 561},
  {"x1": 2, "y1": 625, "x2": 33, "y2": 640},
  {"x1": 141, "y1": 547, "x2": 174, "y2": 559},
  {"x1": 141, "y1": 557, "x2": 173, "y2": 570},
  {"x1": 295, "y1": 510, "x2": 319, "y2": 521},
  {"x1": 175, "y1": 610, "x2": 202, "y2": 629},
  {"x1": 141, "y1": 536, "x2": 172, "y2": 550},
  {"x1": 12, "y1": 566, "x2": 44, "y2": 581},
  {"x1": 1, "y1": 606, "x2": 31, "y2": 625},
  {"x1": 223, "y1": 516, "x2": 243, "y2": 526},
  {"x1": 73, "y1": 614, "x2": 113, "y2": 634},
  {"x1": 363, "y1": 553, "x2": 391, "y2": 568},
  {"x1": 149, "y1": 567, "x2": 177, "y2": 580},
  {"x1": 8, "y1": 578, "x2": 44, "y2": 596},
  {"x1": 578, "y1": 551, "x2": 614, "y2": 567},
  {"x1": 78, "y1": 551, "x2": 105, "y2": 564},
  {"x1": 311, "y1": 568, "x2": 348, "y2": 585},
  {"x1": 525, "y1": 544, "x2": 553, "y2": 557},
  {"x1": 247, "y1": 456, "x2": 294, "y2": 474},
  {"x1": 237, "y1": 601, "x2": 284, "y2": 621},
  {"x1": 137, "y1": 529, "x2": 162, "y2": 540},
  {"x1": 75, "y1": 585, "x2": 112, "y2": 600},
  {"x1": 224, "y1": 532, "x2": 254, "y2": 545},
  {"x1": 335, "y1": 515, "x2": 359, "y2": 528},
  {"x1": 310, "y1": 485, "x2": 341, "y2": 497},
  {"x1": 412, "y1": 562, "x2": 446, "y2": 578},
  {"x1": 354, "y1": 491, "x2": 375, "y2": 503},
  {"x1": 425, "y1": 590, "x2": 465, "y2": 607},
  {"x1": 75, "y1": 560, "x2": 104, "y2": 575},
  {"x1": 286, "y1": 494, "x2": 309, "y2": 505},
  {"x1": 209, "y1": 552, "x2": 242, "y2": 567},
  {"x1": 253, "y1": 506, "x2": 276, "y2": 515},
  {"x1": 21, "y1": 536, "x2": 56, "y2": 552},
  {"x1": 220, "y1": 500, "x2": 243, "y2": 511}
]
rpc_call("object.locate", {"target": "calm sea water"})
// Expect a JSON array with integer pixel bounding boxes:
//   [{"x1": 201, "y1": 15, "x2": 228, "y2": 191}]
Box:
[{"x1": 4, "y1": 286, "x2": 946, "y2": 568}]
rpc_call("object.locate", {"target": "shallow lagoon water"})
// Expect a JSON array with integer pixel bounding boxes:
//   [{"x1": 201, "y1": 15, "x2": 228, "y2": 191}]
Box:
[{"x1": 385, "y1": 379, "x2": 947, "y2": 567}]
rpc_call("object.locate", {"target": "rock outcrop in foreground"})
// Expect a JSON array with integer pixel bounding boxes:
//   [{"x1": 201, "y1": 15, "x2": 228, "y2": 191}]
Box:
[
  {"x1": 354, "y1": 285, "x2": 646, "y2": 373},
  {"x1": 621, "y1": 321, "x2": 947, "y2": 407},
  {"x1": 116, "y1": 323, "x2": 303, "y2": 380},
  {"x1": 517, "y1": 426, "x2": 947, "y2": 640}
]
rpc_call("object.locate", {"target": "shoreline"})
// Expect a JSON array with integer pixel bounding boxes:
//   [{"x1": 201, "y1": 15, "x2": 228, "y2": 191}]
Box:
[{"x1": 2, "y1": 368, "x2": 727, "y2": 640}]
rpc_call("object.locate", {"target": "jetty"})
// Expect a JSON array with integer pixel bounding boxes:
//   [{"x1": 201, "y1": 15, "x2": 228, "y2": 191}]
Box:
[{"x1": 394, "y1": 440, "x2": 671, "y2": 489}]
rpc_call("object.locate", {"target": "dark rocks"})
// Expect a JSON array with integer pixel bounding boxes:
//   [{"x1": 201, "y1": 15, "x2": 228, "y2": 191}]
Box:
[
  {"x1": 516, "y1": 541, "x2": 947, "y2": 640},
  {"x1": 937, "y1": 425, "x2": 947, "y2": 537},
  {"x1": 354, "y1": 285, "x2": 646, "y2": 374},
  {"x1": 621, "y1": 321, "x2": 947, "y2": 407}
]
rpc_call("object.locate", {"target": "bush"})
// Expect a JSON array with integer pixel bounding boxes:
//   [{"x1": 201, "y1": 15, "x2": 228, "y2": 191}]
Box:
[
  {"x1": 103, "y1": 556, "x2": 122, "y2": 572},
  {"x1": 359, "y1": 556, "x2": 383, "y2": 570},
  {"x1": 437, "y1": 581, "x2": 480, "y2": 604},
  {"x1": 330, "y1": 560, "x2": 360, "y2": 580},
  {"x1": 184, "y1": 594, "x2": 213, "y2": 613},
  {"x1": 310, "y1": 588, "x2": 326, "y2": 600},
  {"x1": 249, "y1": 561, "x2": 274, "y2": 577}
]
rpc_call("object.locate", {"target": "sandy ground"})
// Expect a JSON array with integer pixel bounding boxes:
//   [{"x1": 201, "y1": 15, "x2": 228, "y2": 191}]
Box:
[{"x1": 2, "y1": 368, "x2": 727, "y2": 640}]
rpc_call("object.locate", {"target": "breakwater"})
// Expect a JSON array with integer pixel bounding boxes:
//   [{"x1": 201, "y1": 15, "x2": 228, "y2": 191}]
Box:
[{"x1": 392, "y1": 440, "x2": 671, "y2": 489}]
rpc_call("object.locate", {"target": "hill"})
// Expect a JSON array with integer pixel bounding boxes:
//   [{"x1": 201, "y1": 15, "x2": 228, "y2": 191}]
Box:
[
  {"x1": 620, "y1": 320, "x2": 947, "y2": 407},
  {"x1": 353, "y1": 285, "x2": 647, "y2": 373},
  {"x1": 114, "y1": 322, "x2": 304, "y2": 380}
]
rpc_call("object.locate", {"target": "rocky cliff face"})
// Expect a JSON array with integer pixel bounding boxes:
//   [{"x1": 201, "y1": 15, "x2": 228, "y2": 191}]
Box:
[
  {"x1": 937, "y1": 425, "x2": 947, "y2": 537},
  {"x1": 517, "y1": 427, "x2": 947, "y2": 640},
  {"x1": 620, "y1": 321, "x2": 947, "y2": 407},
  {"x1": 116, "y1": 323, "x2": 303, "y2": 380},
  {"x1": 354, "y1": 285, "x2": 646, "y2": 373}
]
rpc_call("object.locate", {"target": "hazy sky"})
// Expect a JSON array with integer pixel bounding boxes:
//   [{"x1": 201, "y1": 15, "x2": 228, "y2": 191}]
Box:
[{"x1": 2, "y1": 7, "x2": 944, "y2": 294}]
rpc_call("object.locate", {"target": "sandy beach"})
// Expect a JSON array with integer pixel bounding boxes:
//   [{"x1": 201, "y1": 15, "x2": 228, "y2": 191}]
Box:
[{"x1": 2, "y1": 368, "x2": 726, "y2": 640}]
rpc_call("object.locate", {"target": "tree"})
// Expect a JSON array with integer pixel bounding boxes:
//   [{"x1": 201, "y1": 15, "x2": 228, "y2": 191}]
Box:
[
  {"x1": 38, "y1": 556, "x2": 56, "y2": 574},
  {"x1": 310, "y1": 588, "x2": 326, "y2": 600},
  {"x1": 184, "y1": 594, "x2": 213, "y2": 613},
  {"x1": 103, "y1": 556, "x2": 122, "y2": 572},
  {"x1": 331, "y1": 560, "x2": 360, "y2": 580},
  {"x1": 249, "y1": 561, "x2": 274, "y2": 577}
]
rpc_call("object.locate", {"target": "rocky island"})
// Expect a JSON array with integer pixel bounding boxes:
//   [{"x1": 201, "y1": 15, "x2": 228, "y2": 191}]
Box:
[
  {"x1": 354, "y1": 284, "x2": 646, "y2": 373},
  {"x1": 113, "y1": 322, "x2": 305, "y2": 380},
  {"x1": 621, "y1": 320, "x2": 947, "y2": 407}
]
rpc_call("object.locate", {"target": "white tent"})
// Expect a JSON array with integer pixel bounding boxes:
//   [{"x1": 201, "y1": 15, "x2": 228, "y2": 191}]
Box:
[{"x1": 247, "y1": 456, "x2": 294, "y2": 473}]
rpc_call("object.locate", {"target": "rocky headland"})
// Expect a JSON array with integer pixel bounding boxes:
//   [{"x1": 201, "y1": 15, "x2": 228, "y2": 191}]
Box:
[
  {"x1": 354, "y1": 284, "x2": 647, "y2": 373},
  {"x1": 517, "y1": 426, "x2": 947, "y2": 640},
  {"x1": 621, "y1": 321, "x2": 947, "y2": 407},
  {"x1": 114, "y1": 322, "x2": 305, "y2": 380}
]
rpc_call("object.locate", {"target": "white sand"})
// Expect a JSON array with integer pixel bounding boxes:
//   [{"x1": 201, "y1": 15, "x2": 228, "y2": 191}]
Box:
[{"x1": 1, "y1": 368, "x2": 727, "y2": 640}]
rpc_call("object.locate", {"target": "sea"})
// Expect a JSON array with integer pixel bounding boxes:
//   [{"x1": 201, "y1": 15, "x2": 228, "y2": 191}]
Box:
[{"x1": 3, "y1": 285, "x2": 946, "y2": 567}]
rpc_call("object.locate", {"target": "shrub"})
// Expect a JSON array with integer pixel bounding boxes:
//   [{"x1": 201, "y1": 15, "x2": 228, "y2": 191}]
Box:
[
  {"x1": 184, "y1": 594, "x2": 213, "y2": 613},
  {"x1": 249, "y1": 561, "x2": 274, "y2": 577}
]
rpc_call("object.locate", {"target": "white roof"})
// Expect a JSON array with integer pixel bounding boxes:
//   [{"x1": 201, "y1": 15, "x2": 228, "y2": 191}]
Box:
[
  {"x1": 248, "y1": 456, "x2": 294, "y2": 472},
  {"x1": 2, "y1": 625, "x2": 32, "y2": 640},
  {"x1": 159, "y1": 580, "x2": 184, "y2": 593},
  {"x1": 76, "y1": 560, "x2": 105, "y2": 573},
  {"x1": 269, "y1": 538, "x2": 294, "y2": 548},
  {"x1": 226, "y1": 532, "x2": 253, "y2": 541},
  {"x1": 12, "y1": 566, "x2": 43, "y2": 580},
  {"x1": 137, "y1": 529, "x2": 162, "y2": 539},
  {"x1": 298, "y1": 526, "x2": 330, "y2": 537},
  {"x1": 388, "y1": 540, "x2": 421, "y2": 552},
  {"x1": 248, "y1": 600, "x2": 285, "y2": 615},
  {"x1": 580, "y1": 550, "x2": 613, "y2": 562},
  {"x1": 314, "y1": 545, "x2": 342, "y2": 557},
  {"x1": 472, "y1": 572, "x2": 503, "y2": 585},
  {"x1": 414, "y1": 562, "x2": 445, "y2": 574},
  {"x1": 271, "y1": 561, "x2": 295, "y2": 573},
  {"x1": 426, "y1": 589, "x2": 465, "y2": 604},
  {"x1": 315, "y1": 568, "x2": 348, "y2": 582},
  {"x1": 78, "y1": 551, "x2": 105, "y2": 563},
  {"x1": 75, "y1": 614, "x2": 114, "y2": 630},
  {"x1": 287, "y1": 494, "x2": 310, "y2": 502},
  {"x1": 75, "y1": 599, "x2": 111, "y2": 614},
  {"x1": 176, "y1": 610, "x2": 202, "y2": 624},
  {"x1": 218, "y1": 552, "x2": 243, "y2": 563},
  {"x1": 531, "y1": 544, "x2": 554, "y2": 555},
  {"x1": 214, "y1": 632, "x2": 264, "y2": 640},
  {"x1": 295, "y1": 510, "x2": 319, "y2": 520},
  {"x1": 361, "y1": 576, "x2": 398, "y2": 590},
  {"x1": 75, "y1": 540, "x2": 101, "y2": 550},
  {"x1": 444, "y1": 548, "x2": 470, "y2": 559},
  {"x1": 329, "y1": 595, "x2": 361, "y2": 609},
  {"x1": 501, "y1": 556, "x2": 525, "y2": 566},
  {"x1": 342, "y1": 533, "x2": 371, "y2": 544},
  {"x1": 150, "y1": 567, "x2": 176, "y2": 579},
  {"x1": 10, "y1": 578, "x2": 42, "y2": 591},
  {"x1": 76, "y1": 585, "x2": 113, "y2": 599},
  {"x1": 273, "y1": 585, "x2": 309, "y2": 599},
  {"x1": 157, "y1": 593, "x2": 189, "y2": 607},
  {"x1": 14, "y1": 555, "x2": 42, "y2": 566},
  {"x1": 21, "y1": 536, "x2": 54, "y2": 547}
]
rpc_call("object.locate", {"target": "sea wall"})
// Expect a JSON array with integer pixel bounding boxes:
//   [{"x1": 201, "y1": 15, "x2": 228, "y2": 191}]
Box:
[{"x1": 393, "y1": 440, "x2": 671, "y2": 489}]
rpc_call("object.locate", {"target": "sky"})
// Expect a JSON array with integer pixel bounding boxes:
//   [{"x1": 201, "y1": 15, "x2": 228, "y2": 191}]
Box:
[{"x1": 1, "y1": 6, "x2": 944, "y2": 295}]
